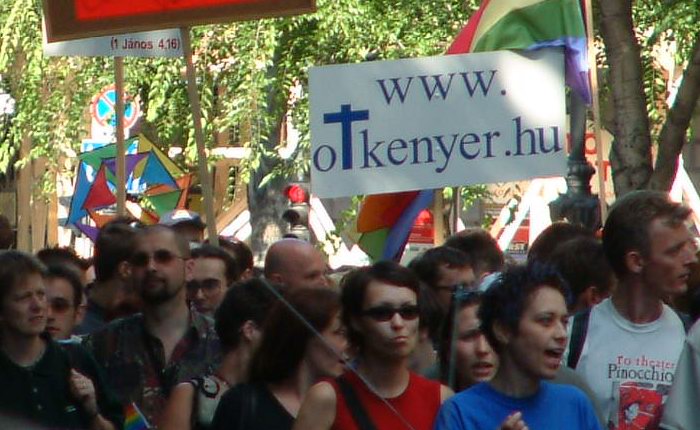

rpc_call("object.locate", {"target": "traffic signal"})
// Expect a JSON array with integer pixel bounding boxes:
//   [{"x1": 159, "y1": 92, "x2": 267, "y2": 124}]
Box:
[{"x1": 282, "y1": 182, "x2": 310, "y2": 241}]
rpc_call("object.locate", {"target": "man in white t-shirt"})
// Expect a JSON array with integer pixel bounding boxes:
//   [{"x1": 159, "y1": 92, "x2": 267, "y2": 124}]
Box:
[{"x1": 565, "y1": 190, "x2": 697, "y2": 430}]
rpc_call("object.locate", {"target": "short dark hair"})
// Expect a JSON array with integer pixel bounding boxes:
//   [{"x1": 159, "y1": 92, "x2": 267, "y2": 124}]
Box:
[
  {"x1": 527, "y1": 222, "x2": 595, "y2": 264},
  {"x1": 214, "y1": 237, "x2": 254, "y2": 272},
  {"x1": 0, "y1": 251, "x2": 47, "y2": 307},
  {"x1": 36, "y1": 247, "x2": 90, "y2": 273},
  {"x1": 214, "y1": 278, "x2": 276, "y2": 351},
  {"x1": 603, "y1": 190, "x2": 692, "y2": 277},
  {"x1": 94, "y1": 221, "x2": 138, "y2": 282},
  {"x1": 249, "y1": 288, "x2": 340, "y2": 384},
  {"x1": 438, "y1": 290, "x2": 482, "y2": 386},
  {"x1": 137, "y1": 224, "x2": 191, "y2": 258},
  {"x1": 340, "y1": 261, "x2": 420, "y2": 350},
  {"x1": 409, "y1": 246, "x2": 471, "y2": 288},
  {"x1": 417, "y1": 282, "x2": 444, "y2": 344},
  {"x1": 192, "y1": 244, "x2": 241, "y2": 285},
  {"x1": 549, "y1": 237, "x2": 614, "y2": 310},
  {"x1": 46, "y1": 264, "x2": 84, "y2": 308},
  {"x1": 479, "y1": 264, "x2": 569, "y2": 353},
  {"x1": 445, "y1": 229, "x2": 504, "y2": 277}
]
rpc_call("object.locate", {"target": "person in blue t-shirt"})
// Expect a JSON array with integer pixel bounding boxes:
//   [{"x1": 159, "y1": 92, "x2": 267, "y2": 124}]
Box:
[{"x1": 434, "y1": 264, "x2": 602, "y2": 430}]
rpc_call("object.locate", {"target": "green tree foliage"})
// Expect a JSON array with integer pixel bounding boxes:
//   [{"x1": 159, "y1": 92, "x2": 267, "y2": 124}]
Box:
[
  {"x1": 0, "y1": 0, "x2": 482, "y2": 251},
  {"x1": 599, "y1": 0, "x2": 700, "y2": 194}
]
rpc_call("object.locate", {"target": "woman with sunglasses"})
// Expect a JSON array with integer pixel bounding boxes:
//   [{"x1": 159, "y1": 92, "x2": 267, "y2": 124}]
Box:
[
  {"x1": 211, "y1": 287, "x2": 347, "y2": 430},
  {"x1": 294, "y1": 261, "x2": 452, "y2": 430},
  {"x1": 438, "y1": 290, "x2": 498, "y2": 392},
  {"x1": 434, "y1": 264, "x2": 601, "y2": 430}
]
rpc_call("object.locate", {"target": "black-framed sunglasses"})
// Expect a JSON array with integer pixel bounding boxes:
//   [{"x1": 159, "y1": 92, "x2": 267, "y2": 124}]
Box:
[
  {"x1": 186, "y1": 279, "x2": 223, "y2": 294},
  {"x1": 129, "y1": 249, "x2": 182, "y2": 267},
  {"x1": 361, "y1": 305, "x2": 420, "y2": 322}
]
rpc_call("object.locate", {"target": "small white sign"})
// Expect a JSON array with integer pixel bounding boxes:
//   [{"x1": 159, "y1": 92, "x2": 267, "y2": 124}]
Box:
[
  {"x1": 309, "y1": 49, "x2": 567, "y2": 198},
  {"x1": 43, "y1": 28, "x2": 183, "y2": 58}
]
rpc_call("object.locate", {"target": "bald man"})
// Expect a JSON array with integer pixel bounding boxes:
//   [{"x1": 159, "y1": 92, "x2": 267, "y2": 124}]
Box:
[{"x1": 263, "y1": 239, "x2": 329, "y2": 290}]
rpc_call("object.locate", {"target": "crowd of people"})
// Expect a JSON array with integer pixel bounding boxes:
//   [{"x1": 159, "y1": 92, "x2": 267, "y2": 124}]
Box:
[{"x1": 1, "y1": 190, "x2": 700, "y2": 429}]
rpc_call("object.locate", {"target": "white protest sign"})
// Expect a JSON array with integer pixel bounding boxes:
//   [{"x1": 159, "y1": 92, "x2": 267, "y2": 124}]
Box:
[
  {"x1": 309, "y1": 49, "x2": 567, "y2": 198},
  {"x1": 43, "y1": 28, "x2": 183, "y2": 57}
]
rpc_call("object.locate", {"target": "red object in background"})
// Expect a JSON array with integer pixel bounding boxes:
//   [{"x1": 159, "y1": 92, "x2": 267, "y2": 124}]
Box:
[
  {"x1": 75, "y1": 0, "x2": 256, "y2": 20},
  {"x1": 285, "y1": 184, "x2": 309, "y2": 204},
  {"x1": 408, "y1": 209, "x2": 434, "y2": 244}
]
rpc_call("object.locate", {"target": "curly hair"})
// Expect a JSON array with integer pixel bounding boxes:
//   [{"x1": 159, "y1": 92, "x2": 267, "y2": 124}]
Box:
[{"x1": 478, "y1": 263, "x2": 570, "y2": 353}]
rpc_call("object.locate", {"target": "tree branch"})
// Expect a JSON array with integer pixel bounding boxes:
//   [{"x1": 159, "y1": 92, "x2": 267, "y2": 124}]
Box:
[{"x1": 649, "y1": 33, "x2": 700, "y2": 191}]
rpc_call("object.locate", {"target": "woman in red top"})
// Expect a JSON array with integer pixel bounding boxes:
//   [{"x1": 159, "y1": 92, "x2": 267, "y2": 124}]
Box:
[{"x1": 294, "y1": 261, "x2": 452, "y2": 430}]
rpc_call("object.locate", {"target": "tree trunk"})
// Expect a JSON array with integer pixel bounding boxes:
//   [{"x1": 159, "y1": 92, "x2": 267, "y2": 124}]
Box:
[
  {"x1": 599, "y1": 0, "x2": 653, "y2": 196},
  {"x1": 247, "y1": 45, "x2": 291, "y2": 262},
  {"x1": 649, "y1": 34, "x2": 700, "y2": 191}
]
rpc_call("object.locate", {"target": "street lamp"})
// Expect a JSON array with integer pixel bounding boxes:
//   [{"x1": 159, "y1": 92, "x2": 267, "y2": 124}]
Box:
[{"x1": 549, "y1": 91, "x2": 602, "y2": 231}]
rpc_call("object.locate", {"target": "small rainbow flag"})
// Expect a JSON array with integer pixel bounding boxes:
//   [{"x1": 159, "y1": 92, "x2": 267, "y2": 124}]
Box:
[{"x1": 124, "y1": 402, "x2": 150, "y2": 430}]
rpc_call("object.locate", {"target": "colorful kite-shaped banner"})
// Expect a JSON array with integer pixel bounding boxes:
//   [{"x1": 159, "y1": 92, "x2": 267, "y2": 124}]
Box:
[{"x1": 66, "y1": 134, "x2": 191, "y2": 238}]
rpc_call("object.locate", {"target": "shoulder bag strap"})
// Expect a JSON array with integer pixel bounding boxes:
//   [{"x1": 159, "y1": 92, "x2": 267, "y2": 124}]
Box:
[
  {"x1": 567, "y1": 308, "x2": 592, "y2": 369},
  {"x1": 336, "y1": 376, "x2": 378, "y2": 430}
]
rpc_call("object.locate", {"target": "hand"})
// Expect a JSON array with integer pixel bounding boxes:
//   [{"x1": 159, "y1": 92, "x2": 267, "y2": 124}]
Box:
[
  {"x1": 499, "y1": 412, "x2": 529, "y2": 430},
  {"x1": 69, "y1": 369, "x2": 99, "y2": 419}
]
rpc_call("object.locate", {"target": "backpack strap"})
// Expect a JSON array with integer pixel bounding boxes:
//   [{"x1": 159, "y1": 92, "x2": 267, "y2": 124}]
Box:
[
  {"x1": 567, "y1": 308, "x2": 592, "y2": 370},
  {"x1": 673, "y1": 309, "x2": 692, "y2": 334},
  {"x1": 336, "y1": 375, "x2": 377, "y2": 430}
]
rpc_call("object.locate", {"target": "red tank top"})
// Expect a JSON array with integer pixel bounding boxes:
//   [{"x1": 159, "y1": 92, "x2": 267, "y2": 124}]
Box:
[{"x1": 330, "y1": 370, "x2": 442, "y2": 430}]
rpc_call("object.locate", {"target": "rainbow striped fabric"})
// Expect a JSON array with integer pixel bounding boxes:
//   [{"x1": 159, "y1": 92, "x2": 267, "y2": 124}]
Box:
[
  {"x1": 448, "y1": 0, "x2": 590, "y2": 103},
  {"x1": 124, "y1": 402, "x2": 150, "y2": 430}
]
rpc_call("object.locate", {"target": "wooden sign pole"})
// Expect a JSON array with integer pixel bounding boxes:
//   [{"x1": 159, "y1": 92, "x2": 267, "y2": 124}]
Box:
[
  {"x1": 114, "y1": 57, "x2": 127, "y2": 217},
  {"x1": 584, "y1": 0, "x2": 608, "y2": 221},
  {"x1": 180, "y1": 27, "x2": 219, "y2": 245}
]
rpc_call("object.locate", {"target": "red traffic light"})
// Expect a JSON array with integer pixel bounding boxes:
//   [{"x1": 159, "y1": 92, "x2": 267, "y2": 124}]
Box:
[{"x1": 285, "y1": 184, "x2": 309, "y2": 204}]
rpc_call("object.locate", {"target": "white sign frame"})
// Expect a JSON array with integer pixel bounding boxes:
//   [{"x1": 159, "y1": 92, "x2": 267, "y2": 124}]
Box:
[
  {"x1": 43, "y1": 27, "x2": 183, "y2": 58},
  {"x1": 309, "y1": 49, "x2": 567, "y2": 198}
]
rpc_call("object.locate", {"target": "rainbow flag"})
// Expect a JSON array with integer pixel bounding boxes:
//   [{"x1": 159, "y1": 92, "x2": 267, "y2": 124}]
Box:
[
  {"x1": 355, "y1": 0, "x2": 589, "y2": 262},
  {"x1": 447, "y1": 0, "x2": 591, "y2": 103},
  {"x1": 356, "y1": 190, "x2": 434, "y2": 261},
  {"x1": 124, "y1": 402, "x2": 150, "y2": 430}
]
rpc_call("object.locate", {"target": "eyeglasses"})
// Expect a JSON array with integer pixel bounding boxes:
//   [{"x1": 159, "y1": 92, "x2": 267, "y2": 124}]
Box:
[
  {"x1": 361, "y1": 305, "x2": 420, "y2": 322},
  {"x1": 186, "y1": 279, "x2": 223, "y2": 294},
  {"x1": 49, "y1": 298, "x2": 73, "y2": 314},
  {"x1": 454, "y1": 289, "x2": 481, "y2": 302},
  {"x1": 129, "y1": 250, "x2": 183, "y2": 267}
]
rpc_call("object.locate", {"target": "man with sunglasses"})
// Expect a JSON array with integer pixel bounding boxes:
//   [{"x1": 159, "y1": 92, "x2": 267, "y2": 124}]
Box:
[
  {"x1": 188, "y1": 244, "x2": 240, "y2": 318},
  {"x1": 84, "y1": 225, "x2": 221, "y2": 427},
  {"x1": 294, "y1": 261, "x2": 452, "y2": 430},
  {"x1": 409, "y1": 246, "x2": 476, "y2": 313},
  {"x1": 45, "y1": 265, "x2": 85, "y2": 341}
]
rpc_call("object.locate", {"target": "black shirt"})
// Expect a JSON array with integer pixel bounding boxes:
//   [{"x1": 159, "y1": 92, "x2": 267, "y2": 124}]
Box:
[
  {"x1": 0, "y1": 337, "x2": 123, "y2": 429},
  {"x1": 211, "y1": 383, "x2": 293, "y2": 430}
]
